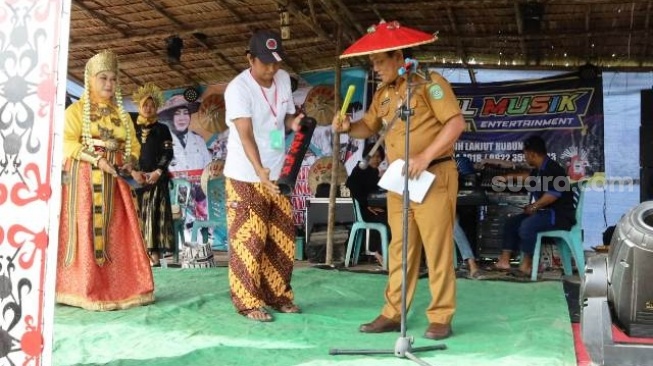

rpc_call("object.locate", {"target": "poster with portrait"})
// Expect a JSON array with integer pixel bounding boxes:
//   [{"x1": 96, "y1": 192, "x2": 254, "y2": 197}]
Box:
[{"x1": 158, "y1": 92, "x2": 213, "y2": 223}]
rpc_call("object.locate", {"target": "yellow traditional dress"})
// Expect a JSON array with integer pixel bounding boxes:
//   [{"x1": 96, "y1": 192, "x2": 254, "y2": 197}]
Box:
[{"x1": 56, "y1": 98, "x2": 155, "y2": 311}]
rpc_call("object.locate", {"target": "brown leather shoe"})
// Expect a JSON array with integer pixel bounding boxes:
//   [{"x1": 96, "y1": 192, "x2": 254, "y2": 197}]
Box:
[
  {"x1": 359, "y1": 315, "x2": 400, "y2": 333},
  {"x1": 424, "y1": 323, "x2": 452, "y2": 340}
]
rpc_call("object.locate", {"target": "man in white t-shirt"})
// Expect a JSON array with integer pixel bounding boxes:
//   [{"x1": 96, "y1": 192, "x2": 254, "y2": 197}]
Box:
[{"x1": 224, "y1": 29, "x2": 304, "y2": 322}]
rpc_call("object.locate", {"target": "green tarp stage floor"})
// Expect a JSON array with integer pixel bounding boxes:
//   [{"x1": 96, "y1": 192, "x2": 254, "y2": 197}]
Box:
[{"x1": 53, "y1": 268, "x2": 576, "y2": 366}]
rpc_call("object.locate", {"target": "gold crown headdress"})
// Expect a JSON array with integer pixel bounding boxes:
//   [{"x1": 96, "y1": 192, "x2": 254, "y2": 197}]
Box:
[
  {"x1": 81, "y1": 50, "x2": 132, "y2": 159},
  {"x1": 85, "y1": 50, "x2": 119, "y2": 77},
  {"x1": 132, "y1": 82, "x2": 165, "y2": 110}
]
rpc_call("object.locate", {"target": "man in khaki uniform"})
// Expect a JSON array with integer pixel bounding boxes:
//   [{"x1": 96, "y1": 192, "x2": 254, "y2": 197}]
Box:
[{"x1": 332, "y1": 49, "x2": 465, "y2": 340}]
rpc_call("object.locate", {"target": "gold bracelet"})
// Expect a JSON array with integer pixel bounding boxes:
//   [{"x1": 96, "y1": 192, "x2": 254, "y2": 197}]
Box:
[{"x1": 79, "y1": 149, "x2": 102, "y2": 167}]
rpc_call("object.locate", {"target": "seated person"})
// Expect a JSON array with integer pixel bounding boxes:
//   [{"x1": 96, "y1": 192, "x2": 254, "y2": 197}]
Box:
[
  {"x1": 454, "y1": 156, "x2": 481, "y2": 278},
  {"x1": 493, "y1": 136, "x2": 576, "y2": 276},
  {"x1": 454, "y1": 215, "x2": 481, "y2": 278},
  {"x1": 345, "y1": 144, "x2": 389, "y2": 264}
]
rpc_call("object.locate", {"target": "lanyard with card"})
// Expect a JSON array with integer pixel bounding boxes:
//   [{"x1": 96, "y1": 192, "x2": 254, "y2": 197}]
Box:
[
  {"x1": 259, "y1": 80, "x2": 284, "y2": 150},
  {"x1": 270, "y1": 129, "x2": 284, "y2": 150}
]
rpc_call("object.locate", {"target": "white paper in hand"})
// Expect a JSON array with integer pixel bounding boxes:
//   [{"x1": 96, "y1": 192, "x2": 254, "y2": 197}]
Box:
[{"x1": 377, "y1": 159, "x2": 435, "y2": 204}]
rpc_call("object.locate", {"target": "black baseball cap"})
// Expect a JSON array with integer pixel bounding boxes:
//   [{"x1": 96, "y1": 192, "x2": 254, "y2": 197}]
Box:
[{"x1": 248, "y1": 30, "x2": 287, "y2": 63}]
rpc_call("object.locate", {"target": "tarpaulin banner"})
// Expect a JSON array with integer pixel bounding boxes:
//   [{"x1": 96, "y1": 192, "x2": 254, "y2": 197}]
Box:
[{"x1": 453, "y1": 71, "x2": 604, "y2": 180}]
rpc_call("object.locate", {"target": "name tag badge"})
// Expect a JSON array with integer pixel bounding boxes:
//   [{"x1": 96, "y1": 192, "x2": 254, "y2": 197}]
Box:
[{"x1": 270, "y1": 129, "x2": 284, "y2": 150}]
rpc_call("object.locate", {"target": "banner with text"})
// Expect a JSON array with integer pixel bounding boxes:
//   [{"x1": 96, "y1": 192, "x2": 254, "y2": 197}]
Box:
[{"x1": 453, "y1": 71, "x2": 604, "y2": 180}]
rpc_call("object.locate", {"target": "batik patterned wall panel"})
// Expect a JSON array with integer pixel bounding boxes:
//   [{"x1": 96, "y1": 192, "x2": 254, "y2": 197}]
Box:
[{"x1": 0, "y1": 1, "x2": 69, "y2": 365}]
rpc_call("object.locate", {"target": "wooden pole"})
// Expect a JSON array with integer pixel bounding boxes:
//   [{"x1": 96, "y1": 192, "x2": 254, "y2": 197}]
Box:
[{"x1": 325, "y1": 25, "x2": 343, "y2": 266}]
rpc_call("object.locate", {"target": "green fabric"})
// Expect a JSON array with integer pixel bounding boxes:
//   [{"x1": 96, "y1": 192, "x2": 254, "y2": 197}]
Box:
[{"x1": 54, "y1": 268, "x2": 576, "y2": 366}]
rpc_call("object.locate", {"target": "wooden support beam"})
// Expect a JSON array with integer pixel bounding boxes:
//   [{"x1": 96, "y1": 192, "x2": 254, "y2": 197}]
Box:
[
  {"x1": 71, "y1": 0, "x2": 128, "y2": 36},
  {"x1": 585, "y1": 4, "x2": 592, "y2": 62},
  {"x1": 365, "y1": 0, "x2": 385, "y2": 21},
  {"x1": 326, "y1": 24, "x2": 344, "y2": 267},
  {"x1": 120, "y1": 69, "x2": 142, "y2": 90},
  {"x1": 307, "y1": 0, "x2": 318, "y2": 25},
  {"x1": 272, "y1": 0, "x2": 331, "y2": 41},
  {"x1": 513, "y1": 2, "x2": 528, "y2": 63},
  {"x1": 446, "y1": 7, "x2": 476, "y2": 81},
  {"x1": 627, "y1": 2, "x2": 636, "y2": 59},
  {"x1": 641, "y1": 1, "x2": 651, "y2": 66},
  {"x1": 332, "y1": 0, "x2": 365, "y2": 35},
  {"x1": 72, "y1": 0, "x2": 198, "y2": 86},
  {"x1": 352, "y1": 0, "x2": 643, "y2": 10},
  {"x1": 318, "y1": 0, "x2": 358, "y2": 42},
  {"x1": 70, "y1": 20, "x2": 273, "y2": 48},
  {"x1": 214, "y1": 0, "x2": 245, "y2": 23},
  {"x1": 445, "y1": 7, "x2": 465, "y2": 61},
  {"x1": 269, "y1": 0, "x2": 364, "y2": 70}
]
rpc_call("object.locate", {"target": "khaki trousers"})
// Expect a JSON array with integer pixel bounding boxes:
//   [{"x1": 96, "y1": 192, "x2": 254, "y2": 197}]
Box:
[{"x1": 381, "y1": 161, "x2": 458, "y2": 324}]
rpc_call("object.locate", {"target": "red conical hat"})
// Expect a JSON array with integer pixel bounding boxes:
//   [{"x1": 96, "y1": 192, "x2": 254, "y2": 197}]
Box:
[{"x1": 340, "y1": 20, "x2": 437, "y2": 59}]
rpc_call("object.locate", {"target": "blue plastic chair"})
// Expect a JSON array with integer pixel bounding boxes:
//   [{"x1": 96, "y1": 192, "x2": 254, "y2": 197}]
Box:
[
  {"x1": 190, "y1": 177, "x2": 228, "y2": 251},
  {"x1": 531, "y1": 180, "x2": 588, "y2": 281},
  {"x1": 344, "y1": 199, "x2": 389, "y2": 270},
  {"x1": 169, "y1": 178, "x2": 192, "y2": 263}
]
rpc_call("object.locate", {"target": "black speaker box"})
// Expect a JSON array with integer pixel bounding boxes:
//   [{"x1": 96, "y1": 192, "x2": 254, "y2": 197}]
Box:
[
  {"x1": 642, "y1": 167, "x2": 653, "y2": 203},
  {"x1": 642, "y1": 90, "x2": 653, "y2": 124}
]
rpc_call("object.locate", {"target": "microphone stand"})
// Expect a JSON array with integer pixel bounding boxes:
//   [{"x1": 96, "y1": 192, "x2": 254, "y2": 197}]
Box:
[
  {"x1": 330, "y1": 64, "x2": 446, "y2": 366},
  {"x1": 357, "y1": 108, "x2": 402, "y2": 170}
]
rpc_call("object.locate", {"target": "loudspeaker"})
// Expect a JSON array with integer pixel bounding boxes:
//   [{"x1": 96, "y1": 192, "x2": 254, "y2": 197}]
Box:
[
  {"x1": 606, "y1": 202, "x2": 653, "y2": 337},
  {"x1": 166, "y1": 36, "x2": 183, "y2": 64},
  {"x1": 642, "y1": 90, "x2": 653, "y2": 123},
  {"x1": 641, "y1": 126, "x2": 653, "y2": 166},
  {"x1": 642, "y1": 167, "x2": 653, "y2": 203}
]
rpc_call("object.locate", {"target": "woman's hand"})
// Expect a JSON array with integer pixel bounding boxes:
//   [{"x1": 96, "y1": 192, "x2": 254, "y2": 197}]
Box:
[
  {"x1": 97, "y1": 158, "x2": 118, "y2": 177},
  {"x1": 146, "y1": 169, "x2": 162, "y2": 185},
  {"x1": 120, "y1": 163, "x2": 133, "y2": 174},
  {"x1": 131, "y1": 170, "x2": 147, "y2": 184}
]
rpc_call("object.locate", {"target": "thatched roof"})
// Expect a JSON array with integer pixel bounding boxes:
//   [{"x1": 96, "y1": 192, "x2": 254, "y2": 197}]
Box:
[{"x1": 69, "y1": 0, "x2": 653, "y2": 94}]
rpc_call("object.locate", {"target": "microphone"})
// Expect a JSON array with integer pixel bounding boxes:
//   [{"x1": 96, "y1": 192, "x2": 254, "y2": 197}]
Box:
[
  {"x1": 398, "y1": 58, "x2": 419, "y2": 75},
  {"x1": 358, "y1": 157, "x2": 370, "y2": 170}
]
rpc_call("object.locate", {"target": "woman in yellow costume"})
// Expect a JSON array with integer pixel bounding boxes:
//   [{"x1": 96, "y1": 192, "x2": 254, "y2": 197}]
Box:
[{"x1": 56, "y1": 50, "x2": 155, "y2": 311}]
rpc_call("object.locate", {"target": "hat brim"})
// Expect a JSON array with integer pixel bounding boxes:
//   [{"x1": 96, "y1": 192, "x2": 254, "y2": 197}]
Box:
[
  {"x1": 158, "y1": 101, "x2": 200, "y2": 121},
  {"x1": 254, "y1": 50, "x2": 287, "y2": 63},
  {"x1": 340, "y1": 21, "x2": 437, "y2": 59}
]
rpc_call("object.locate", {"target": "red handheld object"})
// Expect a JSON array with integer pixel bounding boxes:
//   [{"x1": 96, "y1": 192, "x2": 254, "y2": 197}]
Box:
[{"x1": 278, "y1": 117, "x2": 317, "y2": 195}]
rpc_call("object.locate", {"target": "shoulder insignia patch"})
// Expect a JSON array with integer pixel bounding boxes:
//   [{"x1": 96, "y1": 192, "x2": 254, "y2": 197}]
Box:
[{"x1": 428, "y1": 84, "x2": 444, "y2": 100}]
